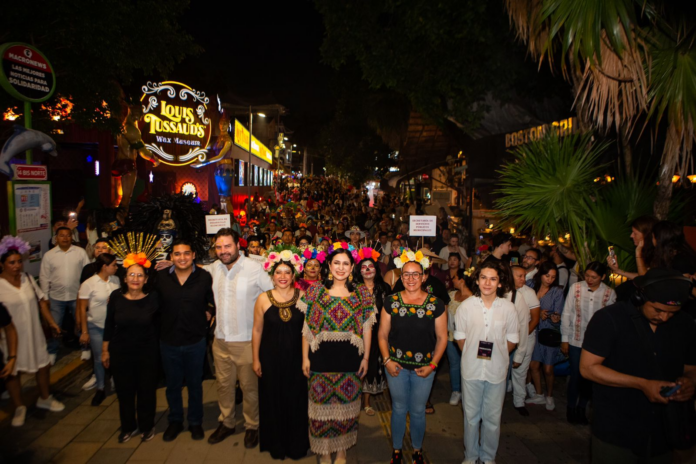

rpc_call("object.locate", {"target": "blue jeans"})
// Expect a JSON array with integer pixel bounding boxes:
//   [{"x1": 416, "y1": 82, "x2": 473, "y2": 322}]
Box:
[
  {"x1": 568, "y1": 345, "x2": 590, "y2": 408},
  {"x1": 88, "y1": 324, "x2": 105, "y2": 389},
  {"x1": 48, "y1": 299, "x2": 76, "y2": 354},
  {"x1": 386, "y1": 368, "x2": 436, "y2": 450},
  {"x1": 160, "y1": 338, "x2": 206, "y2": 425},
  {"x1": 446, "y1": 341, "x2": 461, "y2": 393}
]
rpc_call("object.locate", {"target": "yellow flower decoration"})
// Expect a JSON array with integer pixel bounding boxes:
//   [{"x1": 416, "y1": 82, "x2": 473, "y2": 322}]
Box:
[
  {"x1": 410, "y1": 308, "x2": 416, "y2": 313},
  {"x1": 426, "y1": 310, "x2": 433, "y2": 316},
  {"x1": 399, "y1": 251, "x2": 409, "y2": 263},
  {"x1": 415, "y1": 250, "x2": 424, "y2": 261},
  {"x1": 406, "y1": 351, "x2": 413, "y2": 357},
  {"x1": 392, "y1": 308, "x2": 398, "y2": 314}
]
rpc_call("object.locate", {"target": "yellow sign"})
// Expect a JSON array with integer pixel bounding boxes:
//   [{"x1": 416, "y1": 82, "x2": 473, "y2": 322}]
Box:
[
  {"x1": 505, "y1": 117, "x2": 576, "y2": 148},
  {"x1": 233, "y1": 119, "x2": 273, "y2": 164}
]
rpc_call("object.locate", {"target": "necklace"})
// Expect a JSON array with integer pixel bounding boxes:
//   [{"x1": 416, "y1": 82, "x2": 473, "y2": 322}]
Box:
[{"x1": 267, "y1": 288, "x2": 300, "y2": 322}]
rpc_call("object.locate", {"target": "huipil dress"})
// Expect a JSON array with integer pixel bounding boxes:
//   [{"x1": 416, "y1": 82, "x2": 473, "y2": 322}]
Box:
[{"x1": 298, "y1": 281, "x2": 375, "y2": 455}]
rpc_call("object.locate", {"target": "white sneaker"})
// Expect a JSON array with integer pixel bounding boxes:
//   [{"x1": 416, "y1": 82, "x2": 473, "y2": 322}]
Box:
[
  {"x1": 1, "y1": 390, "x2": 9, "y2": 400},
  {"x1": 449, "y1": 391, "x2": 462, "y2": 405},
  {"x1": 48, "y1": 353, "x2": 57, "y2": 366},
  {"x1": 82, "y1": 375, "x2": 97, "y2": 391},
  {"x1": 545, "y1": 396, "x2": 555, "y2": 411},
  {"x1": 11, "y1": 406, "x2": 26, "y2": 427},
  {"x1": 506, "y1": 380, "x2": 512, "y2": 393},
  {"x1": 525, "y1": 394, "x2": 546, "y2": 405},
  {"x1": 36, "y1": 395, "x2": 65, "y2": 412},
  {"x1": 525, "y1": 382, "x2": 536, "y2": 398},
  {"x1": 80, "y1": 350, "x2": 92, "y2": 361}
]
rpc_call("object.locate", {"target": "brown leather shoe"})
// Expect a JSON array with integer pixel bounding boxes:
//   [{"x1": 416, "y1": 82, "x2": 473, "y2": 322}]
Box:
[
  {"x1": 244, "y1": 429, "x2": 259, "y2": 448},
  {"x1": 208, "y1": 423, "x2": 235, "y2": 444}
]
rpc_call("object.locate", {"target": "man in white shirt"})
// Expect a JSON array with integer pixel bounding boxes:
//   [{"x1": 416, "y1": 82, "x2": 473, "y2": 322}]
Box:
[
  {"x1": 204, "y1": 228, "x2": 273, "y2": 447},
  {"x1": 439, "y1": 234, "x2": 469, "y2": 270},
  {"x1": 522, "y1": 248, "x2": 541, "y2": 281},
  {"x1": 40, "y1": 227, "x2": 91, "y2": 362},
  {"x1": 455, "y1": 262, "x2": 519, "y2": 464},
  {"x1": 510, "y1": 266, "x2": 541, "y2": 416}
]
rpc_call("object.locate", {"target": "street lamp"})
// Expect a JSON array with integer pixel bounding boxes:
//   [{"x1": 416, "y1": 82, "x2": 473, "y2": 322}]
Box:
[{"x1": 248, "y1": 107, "x2": 266, "y2": 206}]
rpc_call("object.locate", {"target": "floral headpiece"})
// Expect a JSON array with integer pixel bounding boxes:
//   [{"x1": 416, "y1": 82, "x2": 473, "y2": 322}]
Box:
[
  {"x1": 357, "y1": 247, "x2": 380, "y2": 262},
  {"x1": 327, "y1": 241, "x2": 359, "y2": 261},
  {"x1": 394, "y1": 248, "x2": 431, "y2": 270},
  {"x1": 0, "y1": 235, "x2": 30, "y2": 256},
  {"x1": 109, "y1": 232, "x2": 158, "y2": 269},
  {"x1": 463, "y1": 266, "x2": 476, "y2": 277},
  {"x1": 301, "y1": 246, "x2": 327, "y2": 265},
  {"x1": 392, "y1": 246, "x2": 407, "y2": 257},
  {"x1": 263, "y1": 244, "x2": 303, "y2": 275}
]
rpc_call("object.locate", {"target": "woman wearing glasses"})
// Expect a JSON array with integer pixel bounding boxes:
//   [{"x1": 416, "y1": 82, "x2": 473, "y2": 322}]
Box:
[
  {"x1": 378, "y1": 251, "x2": 448, "y2": 464},
  {"x1": 102, "y1": 258, "x2": 160, "y2": 443}
]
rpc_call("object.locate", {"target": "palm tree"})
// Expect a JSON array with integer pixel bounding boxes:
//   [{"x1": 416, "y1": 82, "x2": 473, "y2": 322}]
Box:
[{"x1": 504, "y1": 0, "x2": 696, "y2": 219}]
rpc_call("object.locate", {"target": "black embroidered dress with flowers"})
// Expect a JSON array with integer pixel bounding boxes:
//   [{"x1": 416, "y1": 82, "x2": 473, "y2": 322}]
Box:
[{"x1": 387, "y1": 293, "x2": 446, "y2": 369}]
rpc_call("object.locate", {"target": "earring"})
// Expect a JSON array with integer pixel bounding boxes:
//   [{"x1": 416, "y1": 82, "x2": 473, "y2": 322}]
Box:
[
  {"x1": 328, "y1": 272, "x2": 334, "y2": 280},
  {"x1": 349, "y1": 274, "x2": 354, "y2": 282}
]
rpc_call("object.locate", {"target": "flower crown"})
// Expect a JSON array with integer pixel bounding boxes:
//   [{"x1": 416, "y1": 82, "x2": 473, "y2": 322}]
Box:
[
  {"x1": 394, "y1": 248, "x2": 431, "y2": 270},
  {"x1": 327, "y1": 241, "x2": 359, "y2": 261},
  {"x1": 0, "y1": 235, "x2": 30, "y2": 256},
  {"x1": 357, "y1": 247, "x2": 380, "y2": 262},
  {"x1": 392, "y1": 246, "x2": 407, "y2": 257},
  {"x1": 263, "y1": 244, "x2": 303, "y2": 275},
  {"x1": 301, "y1": 246, "x2": 327, "y2": 265},
  {"x1": 109, "y1": 232, "x2": 159, "y2": 269},
  {"x1": 463, "y1": 266, "x2": 476, "y2": 277}
]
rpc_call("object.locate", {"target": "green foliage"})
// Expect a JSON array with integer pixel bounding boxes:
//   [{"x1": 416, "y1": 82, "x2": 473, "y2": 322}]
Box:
[{"x1": 0, "y1": 0, "x2": 200, "y2": 133}]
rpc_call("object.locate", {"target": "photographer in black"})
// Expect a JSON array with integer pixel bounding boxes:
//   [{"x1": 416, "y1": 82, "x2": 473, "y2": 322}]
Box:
[{"x1": 581, "y1": 268, "x2": 696, "y2": 463}]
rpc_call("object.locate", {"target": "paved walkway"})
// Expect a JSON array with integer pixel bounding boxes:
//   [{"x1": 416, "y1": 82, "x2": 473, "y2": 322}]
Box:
[{"x1": 0, "y1": 355, "x2": 694, "y2": 464}]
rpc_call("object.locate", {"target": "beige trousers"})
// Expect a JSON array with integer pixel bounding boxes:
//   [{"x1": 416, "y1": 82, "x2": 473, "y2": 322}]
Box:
[{"x1": 212, "y1": 338, "x2": 259, "y2": 429}]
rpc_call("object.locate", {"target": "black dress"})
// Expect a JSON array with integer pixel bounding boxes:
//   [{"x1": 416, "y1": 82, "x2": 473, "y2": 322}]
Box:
[
  {"x1": 258, "y1": 290, "x2": 310, "y2": 460},
  {"x1": 363, "y1": 281, "x2": 390, "y2": 394}
]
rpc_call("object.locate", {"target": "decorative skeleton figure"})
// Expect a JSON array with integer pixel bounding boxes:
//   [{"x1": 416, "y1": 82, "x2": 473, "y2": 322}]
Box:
[
  {"x1": 417, "y1": 308, "x2": 425, "y2": 318},
  {"x1": 154, "y1": 209, "x2": 177, "y2": 262},
  {"x1": 396, "y1": 349, "x2": 403, "y2": 359},
  {"x1": 399, "y1": 307, "x2": 407, "y2": 317},
  {"x1": 415, "y1": 353, "x2": 423, "y2": 363}
]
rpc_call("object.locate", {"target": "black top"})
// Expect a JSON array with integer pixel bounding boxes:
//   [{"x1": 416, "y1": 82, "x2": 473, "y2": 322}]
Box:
[
  {"x1": 0, "y1": 302, "x2": 11, "y2": 328},
  {"x1": 583, "y1": 301, "x2": 696, "y2": 456},
  {"x1": 392, "y1": 274, "x2": 451, "y2": 305},
  {"x1": 154, "y1": 267, "x2": 215, "y2": 346},
  {"x1": 387, "y1": 293, "x2": 446, "y2": 370},
  {"x1": 104, "y1": 291, "x2": 160, "y2": 353}
]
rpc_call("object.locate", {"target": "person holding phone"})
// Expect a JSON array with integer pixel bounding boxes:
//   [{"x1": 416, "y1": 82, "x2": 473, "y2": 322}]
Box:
[{"x1": 580, "y1": 268, "x2": 696, "y2": 463}]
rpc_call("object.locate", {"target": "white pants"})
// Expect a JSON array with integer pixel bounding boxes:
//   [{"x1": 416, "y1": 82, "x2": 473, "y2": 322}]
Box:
[
  {"x1": 462, "y1": 379, "x2": 506, "y2": 463},
  {"x1": 512, "y1": 332, "x2": 536, "y2": 407}
]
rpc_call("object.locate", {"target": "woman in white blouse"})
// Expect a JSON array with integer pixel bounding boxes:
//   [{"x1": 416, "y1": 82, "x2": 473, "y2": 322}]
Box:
[{"x1": 560, "y1": 261, "x2": 616, "y2": 425}]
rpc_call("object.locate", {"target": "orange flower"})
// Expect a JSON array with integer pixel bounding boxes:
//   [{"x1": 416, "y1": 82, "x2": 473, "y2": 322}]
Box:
[
  {"x1": 406, "y1": 351, "x2": 413, "y2": 358},
  {"x1": 426, "y1": 310, "x2": 432, "y2": 316},
  {"x1": 409, "y1": 308, "x2": 416, "y2": 313}
]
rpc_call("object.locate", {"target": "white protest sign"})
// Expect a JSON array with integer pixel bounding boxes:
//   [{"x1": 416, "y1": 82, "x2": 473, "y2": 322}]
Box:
[
  {"x1": 409, "y1": 215, "x2": 437, "y2": 237},
  {"x1": 205, "y1": 214, "x2": 231, "y2": 235}
]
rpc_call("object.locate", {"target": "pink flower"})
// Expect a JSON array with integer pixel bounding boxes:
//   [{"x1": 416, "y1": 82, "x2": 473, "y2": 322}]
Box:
[
  {"x1": 316, "y1": 251, "x2": 327, "y2": 263},
  {"x1": 303, "y1": 248, "x2": 312, "y2": 259},
  {"x1": 263, "y1": 261, "x2": 271, "y2": 271},
  {"x1": 268, "y1": 252, "x2": 279, "y2": 262},
  {"x1": 291, "y1": 254, "x2": 301, "y2": 264}
]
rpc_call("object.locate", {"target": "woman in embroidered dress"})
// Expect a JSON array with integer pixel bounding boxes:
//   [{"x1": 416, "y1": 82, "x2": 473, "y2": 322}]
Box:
[
  {"x1": 525, "y1": 261, "x2": 565, "y2": 411},
  {"x1": 378, "y1": 251, "x2": 448, "y2": 464},
  {"x1": 295, "y1": 246, "x2": 326, "y2": 291},
  {"x1": 300, "y1": 243, "x2": 375, "y2": 464},
  {"x1": 0, "y1": 237, "x2": 65, "y2": 427},
  {"x1": 560, "y1": 261, "x2": 616, "y2": 425},
  {"x1": 353, "y1": 250, "x2": 390, "y2": 417},
  {"x1": 252, "y1": 245, "x2": 310, "y2": 460}
]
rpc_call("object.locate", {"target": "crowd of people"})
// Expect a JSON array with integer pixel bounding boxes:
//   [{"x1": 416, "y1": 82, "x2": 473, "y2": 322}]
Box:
[{"x1": 0, "y1": 175, "x2": 695, "y2": 464}]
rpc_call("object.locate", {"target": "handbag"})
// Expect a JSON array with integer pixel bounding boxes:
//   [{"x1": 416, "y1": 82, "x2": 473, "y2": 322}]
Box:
[
  {"x1": 631, "y1": 313, "x2": 696, "y2": 450},
  {"x1": 538, "y1": 328, "x2": 562, "y2": 347}
]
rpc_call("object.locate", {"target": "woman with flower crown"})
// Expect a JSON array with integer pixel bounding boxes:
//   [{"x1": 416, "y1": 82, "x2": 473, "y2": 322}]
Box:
[
  {"x1": 299, "y1": 241, "x2": 375, "y2": 464},
  {"x1": 378, "y1": 249, "x2": 448, "y2": 464},
  {"x1": 0, "y1": 236, "x2": 65, "y2": 427},
  {"x1": 252, "y1": 244, "x2": 310, "y2": 460},
  {"x1": 295, "y1": 246, "x2": 327, "y2": 291}
]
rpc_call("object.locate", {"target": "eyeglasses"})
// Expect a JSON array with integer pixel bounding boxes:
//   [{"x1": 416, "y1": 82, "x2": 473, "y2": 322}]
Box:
[
  {"x1": 523, "y1": 255, "x2": 538, "y2": 261},
  {"x1": 128, "y1": 273, "x2": 145, "y2": 279},
  {"x1": 402, "y1": 272, "x2": 423, "y2": 280}
]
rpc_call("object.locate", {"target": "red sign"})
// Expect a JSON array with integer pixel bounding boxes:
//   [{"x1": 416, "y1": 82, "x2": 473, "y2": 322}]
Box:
[{"x1": 13, "y1": 164, "x2": 48, "y2": 180}]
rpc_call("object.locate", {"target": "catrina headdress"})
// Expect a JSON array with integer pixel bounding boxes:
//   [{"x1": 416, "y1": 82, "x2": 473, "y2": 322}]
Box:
[{"x1": 109, "y1": 232, "x2": 159, "y2": 269}]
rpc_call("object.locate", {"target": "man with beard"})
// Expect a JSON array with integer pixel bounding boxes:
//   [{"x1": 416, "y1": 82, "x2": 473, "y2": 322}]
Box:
[{"x1": 204, "y1": 228, "x2": 273, "y2": 447}]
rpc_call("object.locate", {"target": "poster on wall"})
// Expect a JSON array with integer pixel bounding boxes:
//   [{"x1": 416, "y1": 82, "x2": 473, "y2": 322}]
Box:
[
  {"x1": 253, "y1": 165, "x2": 259, "y2": 186},
  {"x1": 238, "y1": 160, "x2": 245, "y2": 186},
  {"x1": 7, "y1": 181, "x2": 52, "y2": 275}
]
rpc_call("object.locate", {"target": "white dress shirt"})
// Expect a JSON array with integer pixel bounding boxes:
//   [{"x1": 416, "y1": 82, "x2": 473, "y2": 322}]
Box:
[
  {"x1": 517, "y1": 285, "x2": 540, "y2": 311},
  {"x1": 439, "y1": 246, "x2": 469, "y2": 270},
  {"x1": 525, "y1": 267, "x2": 538, "y2": 281},
  {"x1": 203, "y1": 254, "x2": 273, "y2": 342},
  {"x1": 39, "y1": 245, "x2": 91, "y2": 301},
  {"x1": 506, "y1": 291, "x2": 530, "y2": 364},
  {"x1": 454, "y1": 296, "x2": 520, "y2": 384},
  {"x1": 78, "y1": 274, "x2": 120, "y2": 328},
  {"x1": 561, "y1": 281, "x2": 616, "y2": 347}
]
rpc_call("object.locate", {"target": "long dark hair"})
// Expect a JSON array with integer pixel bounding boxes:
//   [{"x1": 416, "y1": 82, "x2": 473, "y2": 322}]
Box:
[
  {"x1": 651, "y1": 220, "x2": 696, "y2": 270},
  {"x1": 94, "y1": 253, "x2": 116, "y2": 273},
  {"x1": 354, "y1": 257, "x2": 390, "y2": 310},
  {"x1": 532, "y1": 261, "x2": 559, "y2": 292},
  {"x1": 632, "y1": 215, "x2": 657, "y2": 264},
  {"x1": 323, "y1": 249, "x2": 356, "y2": 292},
  {"x1": 471, "y1": 261, "x2": 511, "y2": 297}
]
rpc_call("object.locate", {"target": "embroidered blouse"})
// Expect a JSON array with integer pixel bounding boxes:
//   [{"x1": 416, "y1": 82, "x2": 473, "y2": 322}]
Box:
[
  {"x1": 561, "y1": 281, "x2": 616, "y2": 347},
  {"x1": 298, "y1": 282, "x2": 376, "y2": 355},
  {"x1": 387, "y1": 292, "x2": 446, "y2": 370}
]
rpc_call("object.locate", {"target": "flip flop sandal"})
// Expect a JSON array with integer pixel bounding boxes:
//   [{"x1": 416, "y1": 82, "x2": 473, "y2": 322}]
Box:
[
  {"x1": 425, "y1": 402, "x2": 435, "y2": 414},
  {"x1": 363, "y1": 406, "x2": 376, "y2": 416}
]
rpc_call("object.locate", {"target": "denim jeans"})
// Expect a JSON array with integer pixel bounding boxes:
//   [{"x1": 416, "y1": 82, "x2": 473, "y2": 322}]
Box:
[
  {"x1": 568, "y1": 345, "x2": 590, "y2": 408},
  {"x1": 386, "y1": 368, "x2": 436, "y2": 450},
  {"x1": 87, "y1": 324, "x2": 105, "y2": 390},
  {"x1": 446, "y1": 341, "x2": 461, "y2": 393},
  {"x1": 462, "y1": 379, "x2": 506, "y2": 463},
  {"x1": 48, "y1": 299, "x2": 76, "y2": 354},
  {"x1": 160, "y1": 338, "x2": 206, "y2": 425}
]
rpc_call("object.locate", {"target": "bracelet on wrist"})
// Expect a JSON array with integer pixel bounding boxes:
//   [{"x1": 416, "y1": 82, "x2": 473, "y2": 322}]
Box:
[
  {"x1": 383, "y1": 358, "x2": 391, "y2": 366},
  {"x1": 429, "y1": 362, "x2": 438, "y2": 370}
]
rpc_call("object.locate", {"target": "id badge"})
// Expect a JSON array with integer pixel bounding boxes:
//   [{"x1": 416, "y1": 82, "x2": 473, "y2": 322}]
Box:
[{"x1": 477, "y1": 341, "x2": 494, "y2": 360}]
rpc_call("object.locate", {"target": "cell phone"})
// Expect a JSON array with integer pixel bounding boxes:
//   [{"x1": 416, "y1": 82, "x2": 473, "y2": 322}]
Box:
[
  {"x1": 69, "y1": 211, "x2": 76, "y2": 218},
  {"x1": 661, "y1": 385, "x2": 681, "y2": 397},
  {"x1": 511, "y1": 257, "x2": 519, "y2": 265},
  {"x1": 608, "y1": 245, "x2": 616, "y2": 264}
]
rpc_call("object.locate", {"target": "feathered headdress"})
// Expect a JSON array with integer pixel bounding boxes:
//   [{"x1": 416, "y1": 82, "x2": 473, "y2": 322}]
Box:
[
  {"x1": 263, "y1": 244, "x2": 303, "y2": 275},
  {"x1": 108, "y1": 232, "x2": 159, "y2": 269},
  {"x1": 0, "y1": 235, "x2": 30, "y2": 256},
  {"x1": 394, "y1": 248, "x2": 431, "y2": 270}
]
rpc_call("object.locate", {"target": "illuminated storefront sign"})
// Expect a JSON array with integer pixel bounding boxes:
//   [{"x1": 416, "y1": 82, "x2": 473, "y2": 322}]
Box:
[
  {"x1": 138, "y1": 81, "x2": 213, "y2": 166},
  {"x1": 233, "y1": 119, "x2": 273, "y2": 164},
  {"x1": 505, "y1": 117, "x2": 576, "y2": 148}
]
